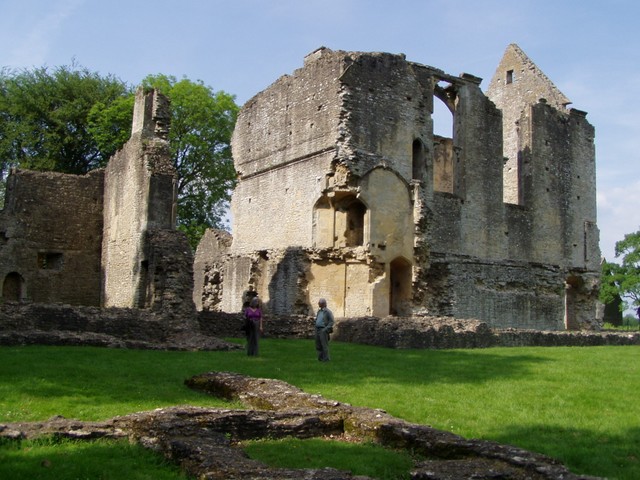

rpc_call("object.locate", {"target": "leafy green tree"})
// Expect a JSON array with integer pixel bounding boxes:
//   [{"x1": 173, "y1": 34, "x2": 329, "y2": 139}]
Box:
[
  {"x1": 140, "y1": 74, "x2": 239, "y2": 246},
  {"x1": 1, "y1": 65, "x2": 239, "y2": 248},
  {"x1": 0, "y1": 64, "x2": 132, "y2": 178},
  {"x1": 600, "y1": 229, "x2": 640, "y2": 313}
]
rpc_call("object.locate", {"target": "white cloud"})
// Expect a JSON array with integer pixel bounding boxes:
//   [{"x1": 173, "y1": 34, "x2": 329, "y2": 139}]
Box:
[{"x1": 597, "y1": 179, "x2": 640, "y2": 260}]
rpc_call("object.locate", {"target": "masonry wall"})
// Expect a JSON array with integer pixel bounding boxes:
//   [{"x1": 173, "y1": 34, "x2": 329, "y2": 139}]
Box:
[
  {"x1": 209, "y1": 47, "x2": 601, "y2": 329},
  {"x1": 0, "y1": 169, "x2": 104, "y2": 305},
  {"x1": 102, "y1": 90, "x2": 175, "y2": 308}
]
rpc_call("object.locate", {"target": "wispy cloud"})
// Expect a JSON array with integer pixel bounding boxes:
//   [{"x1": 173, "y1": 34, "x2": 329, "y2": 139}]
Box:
[{"x1": 1, "y1": 0, "x2": 84, "y2": 68}]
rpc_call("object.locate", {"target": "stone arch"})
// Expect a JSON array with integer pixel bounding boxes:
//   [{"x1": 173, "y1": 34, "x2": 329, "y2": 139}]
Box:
[
  {"x1": 312, "y1": 193, "x2": 368, "y2": 248},
  {"x1": 389, "y1": 257, "x2": 412, "y2": 316},
  {"x1": 3, "y1": 272, "x2": 25, "y2": 302}
]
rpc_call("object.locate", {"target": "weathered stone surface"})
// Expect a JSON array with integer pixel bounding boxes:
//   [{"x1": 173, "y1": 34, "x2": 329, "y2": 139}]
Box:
[
  {"x1": 0, "y1": 88, "x2": 195, "y2": 318},
  {"x1": 1, "y1": 373, "x2": 601, "y2": 479},
  {"x1": 201, "y1": 45, "x2": 600, "y2": 331},
  {"x1": 0, "y1": 302, "x2": 239, "y2": 351}
]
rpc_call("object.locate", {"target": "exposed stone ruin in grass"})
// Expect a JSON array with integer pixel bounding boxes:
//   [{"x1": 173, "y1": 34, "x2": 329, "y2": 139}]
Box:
[{"x1": 0, "y1": 372, "x2": 602, "y2": 479}]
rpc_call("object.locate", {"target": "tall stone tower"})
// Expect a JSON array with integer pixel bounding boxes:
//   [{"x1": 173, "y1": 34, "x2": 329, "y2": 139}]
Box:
[{"x1": 101, "y1": 89, "x2": 179, "y2": 309}]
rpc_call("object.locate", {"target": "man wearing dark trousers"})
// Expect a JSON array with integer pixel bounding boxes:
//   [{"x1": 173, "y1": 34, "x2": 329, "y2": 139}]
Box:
[{"x1": 315, "y1": 298, "x2": 334, "y2": 362}]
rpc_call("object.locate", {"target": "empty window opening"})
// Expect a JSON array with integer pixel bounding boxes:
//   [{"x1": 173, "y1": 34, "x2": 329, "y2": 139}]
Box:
[
  {"x1": 335, "y1": 196, "x2": 366, "y2": 247},
  {"x1": 564, "y1": 276, "x2": 584, "y2": 330},
  {"x1": 3, "y1": 272, "x2": 24, "y2": 302},
  {"x1": 138, "y1": 260, "x2": 150, "y2": 308},
  {"x1": 37, "y1": 252, "x2": 64, "y2": 270},
  {"x1": 433, "y1": 81, "x2": 455, "y2": 138},
  {"x1": 506, "y1": 69, "x2": 514, "y2": 84},
  {"x1": 412, "y1": 139, "x2": 426, "y2": 181}
]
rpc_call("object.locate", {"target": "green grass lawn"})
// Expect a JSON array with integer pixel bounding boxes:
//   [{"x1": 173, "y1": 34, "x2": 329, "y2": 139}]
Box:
[{"x1": 1, "y1": 340, "x2": 639, "y2": 479}]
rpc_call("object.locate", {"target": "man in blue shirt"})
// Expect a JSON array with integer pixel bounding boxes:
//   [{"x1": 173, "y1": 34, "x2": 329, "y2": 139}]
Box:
[{"x1": 315, "y1": 298, "x2": 334, "y2": 362}]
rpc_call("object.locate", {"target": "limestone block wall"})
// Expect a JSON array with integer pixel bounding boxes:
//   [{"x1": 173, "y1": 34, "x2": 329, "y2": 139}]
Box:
[
  {"x1": 231, "y1": 47, "x2": 343, "y2": 179},
  {"x1": 0, "y1": 169, "x2": 104, "y2": 305},
  {"x1": 519, "y1": 102, "x2": 599, "y2": 268},
  {"x1": 101, "y1": 90, "x2": 175, "y2": 308},
  {"x1": 142, "y1": 229, "x2": 196, "y2": 319},
  {"x1": 230, "y1": 153, "x2": 333, "y2": 252},
  {"x1": 486, "y1": 43, "x2": 571, "y2": 205},
  {"x1": 338, "y1": 51, "x2": 433, "y2": 181}
]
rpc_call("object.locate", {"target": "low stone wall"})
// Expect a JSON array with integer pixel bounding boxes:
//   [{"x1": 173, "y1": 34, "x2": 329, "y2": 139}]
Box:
[
  {"x1": 198, "y1": 310, "x2": 315, "y2": 339},
  {"x1": 334, "y1": 316, "x2": 640, "y2": 348},
  {"x1": 198, "y1": 311, "x2": 640, "y2": 349},
  {"x1": 0, "y1": 302, "x2": 239, "y2": 351},
  {"x1": 1, "y1": 303, "x2": 639, "y2": 350}
]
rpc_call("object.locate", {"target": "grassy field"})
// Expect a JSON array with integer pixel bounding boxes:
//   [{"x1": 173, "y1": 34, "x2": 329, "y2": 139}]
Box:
[{"x1": 1, "y1": 340, "x2": 639, "y2": 479}]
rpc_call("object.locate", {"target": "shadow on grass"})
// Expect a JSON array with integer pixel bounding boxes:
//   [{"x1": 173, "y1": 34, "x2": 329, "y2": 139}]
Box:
[
  {"x1": 243, "y1": 339, "x2": 553, "y2": 388},
  {"x1": 0, "y1": 437, "x2": 186, "y2": 480},
  {"x1": 491, "y1": 424, "x2": 640, "y2": 480}
]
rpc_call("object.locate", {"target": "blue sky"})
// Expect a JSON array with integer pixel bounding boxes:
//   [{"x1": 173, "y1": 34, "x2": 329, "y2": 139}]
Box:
[{"x1": 1, "y1": 0, "x2": 638, "y2": 261}]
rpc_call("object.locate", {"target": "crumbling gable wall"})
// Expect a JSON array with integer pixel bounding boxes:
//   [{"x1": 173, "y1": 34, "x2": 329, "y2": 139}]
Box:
[{"x1": 0, "y1": 169, "x2": 104, "y2": 305}]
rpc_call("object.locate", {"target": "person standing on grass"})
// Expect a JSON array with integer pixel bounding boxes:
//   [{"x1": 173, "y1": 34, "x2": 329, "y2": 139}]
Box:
[
  {"x1": 244, "y1": 297, "x2": 263, "y2": 356},
  {"x1": 315, "y1": 298, "x2": 334, "y2": 362}
]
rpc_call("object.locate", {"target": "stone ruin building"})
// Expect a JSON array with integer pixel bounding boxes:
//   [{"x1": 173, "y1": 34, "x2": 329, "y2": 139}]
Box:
[
  {"x1": 0, "y1": 88, "x2": 195, "y2": 317},
  {"x1": 0, "y1": 44, "x2": 601, "y2": 332},
  {"x1": 194, "y1": 44, "x2": 600, "y2": 330}
]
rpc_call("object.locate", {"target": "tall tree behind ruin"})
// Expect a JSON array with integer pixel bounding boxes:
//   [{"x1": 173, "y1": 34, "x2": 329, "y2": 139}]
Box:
[
  {"x1": 140, "y1": 74, "x2": 239, "y2": 247},
  {"x1": 0, "y1": 65, "x2": 238, "y2": 247},
  {"x1": 600, "y1": 229, "x2": 640, "y2": 312},
  {"x1": 0, "y1": 64, "x2": 131, "y2": 177}
]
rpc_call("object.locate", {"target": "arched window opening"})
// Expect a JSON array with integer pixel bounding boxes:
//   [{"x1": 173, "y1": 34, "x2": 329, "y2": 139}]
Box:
[
  {"x1": 313, "y1": 194, "x2": 368, "y2": 248},
  {"x1": 389, "y1": 257, "x2": 412, "y2": 316},
  {"x1": 433, "y1": 80, "x2": 455, "y2": 138},
  {"x1": 3, "y1": 272, "x2": 24, "y2": 302},
  {"x1": 433, "y1": 81, "x2": 455, "y2": 193}
]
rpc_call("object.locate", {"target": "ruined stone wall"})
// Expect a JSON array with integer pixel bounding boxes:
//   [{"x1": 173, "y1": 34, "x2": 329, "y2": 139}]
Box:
[
  {"x1": 102, "y1": 89, "x2": 176, "y2": 308},
  {"x1": 337, "y1": 51, "x2": 433, "y2": 180},
  {"x1": 142, "y1": 229, "x2": 196, "y2": 319},
  {"x1": 520, "y1": 103, "x2": 598, "y2": 269},
  {"x1": 208, "y1": 47, "x2": 601, "y2": 329},
  {"x1": 0, "y1": 169, "x2": 104, "y2": 305},
  {"x1": 230, "y1": 48, "x2": 345, "y2": 254},
  {"x1": 193, "y1": 229, "x2": 232, "y2": 311},
  {"x1": 230, "y1": 154, "x2": 333, "y2": 253}
]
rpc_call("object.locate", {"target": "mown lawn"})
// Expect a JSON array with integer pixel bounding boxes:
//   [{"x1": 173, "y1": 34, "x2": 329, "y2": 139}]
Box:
[{"x1": 0, "y1": 340, "x2": 638, "y2": 479}]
